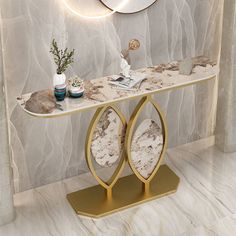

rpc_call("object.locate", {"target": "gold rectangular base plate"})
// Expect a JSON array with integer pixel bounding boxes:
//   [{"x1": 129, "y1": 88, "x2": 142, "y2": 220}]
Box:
[{"x1": 67, "y1": 165, "x2": 180, "y2": 218}]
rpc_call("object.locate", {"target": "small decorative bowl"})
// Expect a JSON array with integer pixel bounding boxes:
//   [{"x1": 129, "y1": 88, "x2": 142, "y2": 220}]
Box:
[
  {"x1": 68, "y1": 76, "x2": 84, "y2": 98},
  {"x1": 68, "y1": 88, "x2": 84, "y2": 98},
  {"x1": 54, "y1": 84, "x2": 67, "y2": 101}
]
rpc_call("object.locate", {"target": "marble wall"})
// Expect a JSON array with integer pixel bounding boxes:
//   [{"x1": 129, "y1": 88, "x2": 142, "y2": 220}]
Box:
[
  {"x1": 216, "y1": 0, "x2": 236, "y2": 152},
  {"x1": 0, "y1": 0, "x2": 223, "y2": 192},
  {"x1": 0, "y1": 27, "x2": 15, "y2": 225}
]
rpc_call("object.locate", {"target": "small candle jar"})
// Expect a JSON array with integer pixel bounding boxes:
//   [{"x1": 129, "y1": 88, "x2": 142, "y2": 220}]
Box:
[{"x1": 54, "y1": 84, "x2": 67, "y2": 101}]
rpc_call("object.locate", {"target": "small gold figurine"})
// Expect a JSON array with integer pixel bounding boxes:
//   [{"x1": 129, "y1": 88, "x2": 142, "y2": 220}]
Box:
[
  {"x1": 129, "y1": 39, "x2": 140, "y2": 51},
  {"x1": 121, "y1": 39, "x2": 140, "y2": 65}
]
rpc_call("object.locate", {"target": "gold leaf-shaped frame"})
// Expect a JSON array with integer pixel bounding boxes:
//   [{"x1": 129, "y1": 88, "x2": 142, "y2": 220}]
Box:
[
  {"x1": 91, "y1": 108, "x2": 124, "y2": 168},
  {"x1": 85, "y1": 105, "x2": 127, "y2": 190},
  {"x1": 125, "y1": 96, "x2": 168, "y2": 184}
]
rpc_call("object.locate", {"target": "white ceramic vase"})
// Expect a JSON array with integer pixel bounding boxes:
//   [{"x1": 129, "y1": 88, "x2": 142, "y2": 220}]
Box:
[{"x1": 53, "y1": 73, "x2": 66, "y2": 87}]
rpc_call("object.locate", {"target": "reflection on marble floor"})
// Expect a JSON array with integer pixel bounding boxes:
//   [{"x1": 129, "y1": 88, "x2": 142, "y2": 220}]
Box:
[
  {"x1": 1, "y1": 136, "x2": 236, "y2": 236},
  {"x1": 185, "y1": 214, "x2": 236, "y2": 236}
]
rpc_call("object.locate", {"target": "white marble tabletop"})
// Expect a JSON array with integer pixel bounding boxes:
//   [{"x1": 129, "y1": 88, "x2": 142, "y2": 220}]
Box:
[{"x1": 17, "y1": 57, "x2": 218, "y2": 118}]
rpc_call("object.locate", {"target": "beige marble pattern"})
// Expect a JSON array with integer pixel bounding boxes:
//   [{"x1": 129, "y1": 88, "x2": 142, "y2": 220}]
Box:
[
  {"x1": 1, "y1": 137, "x2": 236, "y2": 235},
  {"x1": 91, "y1": 108, "x2": 125, "y2": 167},
  {"x1": 184, "y1": 214, "x2": 236, "y2": 236},
  {"x1": 216, "y1": 0, "x2": 236, "y2": 153},
  {"x1": 0, "y1": 34, "x2": 15, "y2": 225},
  {"x1": 17, "y1": 58, "x2": 218, "y2": 118},
  {"x1": 131, "y1": 119, "x2": 163, "y2": 179}
]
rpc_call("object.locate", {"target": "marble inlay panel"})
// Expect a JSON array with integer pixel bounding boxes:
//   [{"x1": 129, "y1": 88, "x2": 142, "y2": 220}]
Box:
[
  {"x1": 131, "y1": 119, "x2": 163, "y2": 179},
  {"x1": 91, "y1": 108, "x2": 125, "y2": 167}
]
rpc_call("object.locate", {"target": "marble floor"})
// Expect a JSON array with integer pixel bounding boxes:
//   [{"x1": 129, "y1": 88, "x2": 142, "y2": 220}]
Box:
[{"x1": 1, "y1": 136, "x2": 236, "y2": 236}]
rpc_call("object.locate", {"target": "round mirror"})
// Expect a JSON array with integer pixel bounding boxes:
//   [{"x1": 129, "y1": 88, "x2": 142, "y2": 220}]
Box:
[
  {"x1": 64, "y1": 0, "x2": 109, "y2": 17},
  {"x1": 62, "y1": 0, "x2": 128, "y2": 19},
  {"x1": 100, "y1": 0, "x2": 157, "y2": 14}
]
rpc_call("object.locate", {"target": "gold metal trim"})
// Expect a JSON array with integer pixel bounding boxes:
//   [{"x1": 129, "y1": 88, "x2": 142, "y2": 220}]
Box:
[
  {"x1": 85, "y1": 105, "x2": 127, "y2": 198},
  {"x1": 125, "y1": 95, "x2": 168, "y2": 187}
]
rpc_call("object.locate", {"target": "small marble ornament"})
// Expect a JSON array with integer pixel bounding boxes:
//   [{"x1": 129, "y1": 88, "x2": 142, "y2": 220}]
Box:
[
  {"x1": 131, "y1": 119, "x2": 163, "y2": 179},
  {"x1": 179, "y1": 58, "x2": 194, "y2": 75},
  {"x1": 25, "y1": 90, "x2": 58, "y2": 114},
  {"x1": 91, "y1": 108, "x2": 125, "y2": 168},
  {"x1": 120, "y1": 57, "x2": 131, "y2": 78}
]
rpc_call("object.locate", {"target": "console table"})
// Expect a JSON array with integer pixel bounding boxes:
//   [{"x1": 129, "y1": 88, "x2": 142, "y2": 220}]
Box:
[{"x1": 17, "y1": 57, "x2": 218, "y2": 218}]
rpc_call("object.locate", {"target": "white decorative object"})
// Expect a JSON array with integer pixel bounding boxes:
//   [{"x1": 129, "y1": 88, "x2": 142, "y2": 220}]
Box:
[
  {"x1": 68, "y1": 76, "x2": 84, "y2": 98},
  {"x1": 53, "y1": 73, "x2": 66, "y2": 87},
  {"x1": 179, "y1": 58, "x2": 193, "y2": 75},
  {"x1": 109, "y1": 72, "x2": 146, "y2": 89},
  {"x1": 120, "y1": 56, "x2": 131, "y2": 78},
  {"x1": 69, "y1": 85, "x2": 84, "y2": 93}
]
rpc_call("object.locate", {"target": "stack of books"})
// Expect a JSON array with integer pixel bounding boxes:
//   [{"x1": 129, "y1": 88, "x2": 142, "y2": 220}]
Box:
[{"x1": 109, "y1": 72, "x2": 146, "y2": 90}]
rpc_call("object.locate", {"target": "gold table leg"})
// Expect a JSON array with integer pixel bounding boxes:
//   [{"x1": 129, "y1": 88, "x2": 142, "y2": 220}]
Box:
[{"x1": 67, "y1": 96, "x2": 180, "y2": 218}]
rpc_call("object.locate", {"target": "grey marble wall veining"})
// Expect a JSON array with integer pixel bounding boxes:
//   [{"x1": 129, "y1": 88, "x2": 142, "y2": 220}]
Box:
[
  {"x1": 0, "y1": 27, "x2": 15, "y2": 225},
  {"x1": 216, "y1": 1, "x2": 236, "y2": 153},
  {"x1": 0, "y1": 0, "x2": 223, "y2": 192}
]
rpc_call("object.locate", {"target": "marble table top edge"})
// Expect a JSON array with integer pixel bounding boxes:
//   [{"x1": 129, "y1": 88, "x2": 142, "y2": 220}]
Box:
[
  {"x1": 19, "y1": 75, "x2": 217, "y2": 119},
  {"x1": 17, "y1": 58, "x2": 219, "y2": 119}
]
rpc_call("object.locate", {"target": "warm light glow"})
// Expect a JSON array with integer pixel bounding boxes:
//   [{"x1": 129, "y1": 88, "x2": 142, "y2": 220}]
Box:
[{"x1": 61, "y1": 0, "x2": 129, "y2": 19}]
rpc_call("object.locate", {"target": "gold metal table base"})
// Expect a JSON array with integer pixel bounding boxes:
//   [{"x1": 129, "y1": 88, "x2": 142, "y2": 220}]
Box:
[
  {"x1": 67, "y1": 165, "x2": 180, "y2": 218},
  {"x1": 67, "y1": 96, "x2": 180, "y2": 218}
]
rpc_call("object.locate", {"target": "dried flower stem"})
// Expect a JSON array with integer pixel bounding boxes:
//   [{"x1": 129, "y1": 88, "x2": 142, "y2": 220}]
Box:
[{"x1": 50, "y1": 39, "x2": 75, "y2": 74}]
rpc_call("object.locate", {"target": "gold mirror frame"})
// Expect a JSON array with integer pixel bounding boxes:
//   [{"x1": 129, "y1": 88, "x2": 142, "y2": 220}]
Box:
[{"x1": 100, "y1": 0, "x2": 158, "y2": 14}]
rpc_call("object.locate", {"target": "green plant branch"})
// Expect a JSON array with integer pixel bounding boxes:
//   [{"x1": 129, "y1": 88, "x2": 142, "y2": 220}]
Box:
[{"x1": 50, "y1": 39, "x2": 75, "y2": 74}]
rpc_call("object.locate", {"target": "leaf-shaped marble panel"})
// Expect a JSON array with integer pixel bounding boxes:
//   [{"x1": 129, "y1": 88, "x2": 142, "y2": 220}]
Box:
[
  {"x1": 131, "y1": 119, "x2": 163, "y2": 179},
  {"x1": 91, "y1": 108, "x2": 125, "y2": 168}
]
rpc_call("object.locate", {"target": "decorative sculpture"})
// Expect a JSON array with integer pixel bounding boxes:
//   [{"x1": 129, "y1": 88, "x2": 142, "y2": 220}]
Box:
[{"x1": 120, "y1": 39, "x2": 140, "y2": 78}]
